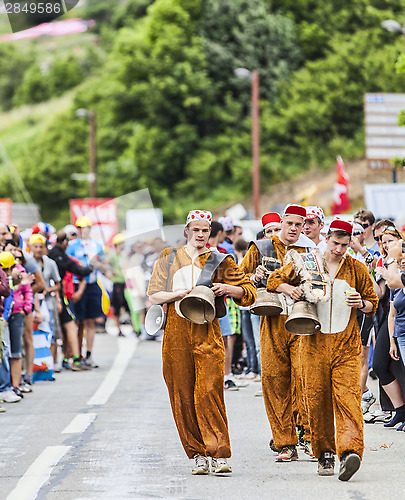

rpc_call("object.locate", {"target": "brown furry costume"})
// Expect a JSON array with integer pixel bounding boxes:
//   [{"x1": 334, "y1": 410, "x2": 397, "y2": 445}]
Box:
[
  {"x1": 268, "y1": 254, "x2": 378, "y2": 459},
  {"x1": 239, "y1": 235, "x2": 311, "y2": 450},
  {"x1": 147, "y1": 246, "x2": 256, "y2": 459}
]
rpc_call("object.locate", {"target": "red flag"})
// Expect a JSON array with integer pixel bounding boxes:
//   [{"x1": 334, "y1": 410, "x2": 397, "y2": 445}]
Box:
[{"x1": 332, "y1": 156, "x2": 350, "y2": 215}]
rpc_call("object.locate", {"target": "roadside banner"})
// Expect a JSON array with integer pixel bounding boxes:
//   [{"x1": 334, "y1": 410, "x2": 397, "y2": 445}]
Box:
[{"x1": 69, "y1": 198, "x2": 118, "y2": 245}]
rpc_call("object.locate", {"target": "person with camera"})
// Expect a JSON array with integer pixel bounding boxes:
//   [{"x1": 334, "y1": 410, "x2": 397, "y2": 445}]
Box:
[
  {"x1": 378, "y1": 229, "x2": 405, "y2": 430},
  {"x1": 385, "y1": 237, "x2": 405, "y2": 290},
  {"x1": 373, "y1": 227, "x2": 405, "y2": 429}
]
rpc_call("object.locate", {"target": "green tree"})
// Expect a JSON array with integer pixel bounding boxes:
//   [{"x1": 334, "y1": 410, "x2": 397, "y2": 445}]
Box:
[
  {"x1": 112, "y1": 0, "x2": 155, "y2": 28},
  {"x1": 199, "y1": 0, "x2": 301, "y2": 105},
  {"x1": 269, "y1": 0, "x2": 404, "y2": 59},
  {"x1": 14, "y1": 0, "x2": 405, "y2": 226},
  {"x1": 0, "y1": 45, "x2": 31, "y2": 110},
  {"x1": 13, "y1": 63, "x2": 49, "y2": 106},
  {"x1": 261, "y1": 28, "x2": 404, "y2": 176}
]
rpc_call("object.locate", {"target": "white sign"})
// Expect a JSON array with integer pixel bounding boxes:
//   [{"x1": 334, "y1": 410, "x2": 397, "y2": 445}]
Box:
[
  {"x1": 126, "y1": 208, "x2": 163, "y2": 238},
  {"x1": 364, "y1": 183, "x2": 405, "y2": 219},
  {"x1": 364, "y1": 93, "x2": 405, "y2": 169}
]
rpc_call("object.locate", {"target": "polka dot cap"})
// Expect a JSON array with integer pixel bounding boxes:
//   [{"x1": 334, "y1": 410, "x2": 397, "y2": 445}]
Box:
[{"x1": 186, "y1": 210, "x2": 212, "y2": 226}]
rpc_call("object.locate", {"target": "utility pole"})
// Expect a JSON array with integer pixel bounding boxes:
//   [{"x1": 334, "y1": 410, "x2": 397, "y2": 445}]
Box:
[
  {"x1": 251, "y1": 71, "x2": 260, "y2": 219},
  {"x1": 89, "y1": 110, "x2": 97, "y2": 198}
]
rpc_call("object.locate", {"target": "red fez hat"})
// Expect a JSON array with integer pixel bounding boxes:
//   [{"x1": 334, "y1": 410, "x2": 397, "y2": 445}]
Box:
[
  {"x1": 329, "y1": 218, "x2": 353, "y2": 235},
  {"x1": 282, "y1": 204, "x2": 306, "y2": 219},
  {"x1": 262, "y1": 212, "x2": 281, "y2": 229}
]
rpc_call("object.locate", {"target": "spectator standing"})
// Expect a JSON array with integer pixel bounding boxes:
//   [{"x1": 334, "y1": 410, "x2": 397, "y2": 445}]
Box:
[
  {"x1": 5, "y1": 248, "x2": 33, "y2": 396},
  {"x1": 303, "y1": 206, "x2": 326, "y2": 253},
  {"x1": 29, "y1": 234, "x2": 61, "y2": 365},
  {"x1": 48, "y1": 231, "x2": 93, "y2": 370},
  {"x1": 0, "y1": 252, "x2": 17, "y2": 408},
  {"x1": 235, "y1": 238, "x2": 259, "y2": 380},
  {"x1": 387, "y1": 278, "x2": 405, "y2": 431},
  {"x1": 108, "y1": 234, "x2": 134, "y2": 336},
  {"x1": 218, "y1": 217, "x2": 236, "y2": 257},
  {"x1": 206, "y1": 221, "x2": 227, "y2": 254},
  {"x1": 126, "y1": 242, "x2": 147, "y2": 336},
  {"x1": 0, "y1": 224, "x2": 11, "y2": 251},
  {"x1": 1, "y1": 229, "x2": 45, "y2": 387},
  {"x1": 373, "y1": 227, "x2": 405, "y2": 428},
  {"x1": 142, "y1": 238, "x2": 166, "y2": 290},
  {"x1": 63, "y1": 225, "x2": 78, "y2": 241},
  {"x1": 213, "y1": 219, "x2": 240, "y2": 389},
  {"x1": 354, "y1": 209, "x2": 380, "y2": 256},
  {"x1": 364, "y1": 221, "x2": 404, "y2": 423},
  {"x1": 66, "y1": 217, "x2": 105, "y2": 368}
]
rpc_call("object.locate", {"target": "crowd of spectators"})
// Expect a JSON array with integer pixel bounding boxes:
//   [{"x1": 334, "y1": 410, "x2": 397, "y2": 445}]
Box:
[{"x1": 0, "y1": 218, "x2": 168, "y2": 413}]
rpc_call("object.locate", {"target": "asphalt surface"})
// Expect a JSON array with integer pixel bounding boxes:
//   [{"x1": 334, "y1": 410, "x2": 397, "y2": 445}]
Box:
[{"x1": 1, "y1": 328, "x2": 404, "y2": 500}]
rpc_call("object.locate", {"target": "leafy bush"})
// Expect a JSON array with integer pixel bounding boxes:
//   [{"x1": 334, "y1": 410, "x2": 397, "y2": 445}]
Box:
[
  {"x1": 12, "y1": 0, "x2": 405, "y2": 226},
  {"x1": 0, "y1": 45, "x2": 31, "y2": 110}
]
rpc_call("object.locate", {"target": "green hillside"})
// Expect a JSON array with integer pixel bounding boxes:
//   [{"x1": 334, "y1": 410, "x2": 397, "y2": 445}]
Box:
[{"x1": 0, "y1": 0, "x2": 404, "y2": 226}]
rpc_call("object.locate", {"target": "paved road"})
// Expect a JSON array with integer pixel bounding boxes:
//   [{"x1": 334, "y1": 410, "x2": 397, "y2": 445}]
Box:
[{"x1": 1, "y1": 329, "x2": 404, "y2": 500}]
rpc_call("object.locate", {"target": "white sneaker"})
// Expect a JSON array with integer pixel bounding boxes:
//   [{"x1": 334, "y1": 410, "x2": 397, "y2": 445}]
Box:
[
  {"x1": 211, "y1": 458, "x2": 232, "y2": 474},
  {"x1": 364, "y1": 409, "x2": 393, "y2": 423},
  {"x1": 19, "y1": 382, "x2": 33, "y2": 393},
  {"x1": 86, "y1": 356, "x2": 99, "y2": 369},
  {"x1": 0, "y1": 390, "x2": 22, "y2": 403},
  {"x1": 192, "y1": 455, "x2": 209, "y2": 475},
  {"x1": 361, "y1": 393, "x2": 376, "y2": 414},
  {"x1": 302, "y1": 440, "x2": 317, "y2": 461}
]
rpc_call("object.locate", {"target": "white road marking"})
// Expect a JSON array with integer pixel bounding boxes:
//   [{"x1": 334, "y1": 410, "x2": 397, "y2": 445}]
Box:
[
  {"x1": 7, "y1": 446, "x2": 71, "y2": 500},
  {"x1": 87, "y1": 337, "x2": 138, "y2": 406},
  {"x1": 61, "y1": 413, "x2": 97, "y2": 434}
]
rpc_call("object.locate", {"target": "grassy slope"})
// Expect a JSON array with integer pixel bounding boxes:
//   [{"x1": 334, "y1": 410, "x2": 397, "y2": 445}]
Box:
[
  {"x1": 0, "y1": 7, "x2": 98, "y2": 210},
  {"x1": 0, "y1": 93, "x2": 74, "y2": 201}
]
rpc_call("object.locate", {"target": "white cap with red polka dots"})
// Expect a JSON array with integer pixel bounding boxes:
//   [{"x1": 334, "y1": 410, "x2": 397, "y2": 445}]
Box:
[{"x1": 186, "y1": 210, "x2": 212, "y2": 226}]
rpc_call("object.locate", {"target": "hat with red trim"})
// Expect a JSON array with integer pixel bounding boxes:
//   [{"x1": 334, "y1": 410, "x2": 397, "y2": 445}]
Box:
[
  {"x1": 305, "y1": 206, "x2": 325, "y2": 222},
  {"x1": 329, "y1": 218, "x2": 353, "y2": 235},
  {"x1": 261, "y1": 212, "x2": 281, "y2": 229},
  {"x1": 186, "y1": 210, "x2": 212, "y2": 226},
  {"x1": 282, "y1": 204, "x2": 306, "y2": 219}
]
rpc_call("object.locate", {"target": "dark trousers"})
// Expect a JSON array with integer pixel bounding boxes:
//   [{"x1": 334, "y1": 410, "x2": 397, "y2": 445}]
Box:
[
  {"x1": 373, "y1": 318, "x2": 405, "y2": 410},
  {"x1": 240, "y1": 310, "x2": 259, "y2": 374}
]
